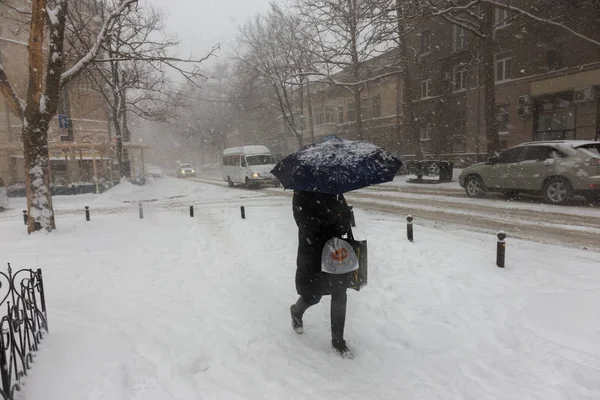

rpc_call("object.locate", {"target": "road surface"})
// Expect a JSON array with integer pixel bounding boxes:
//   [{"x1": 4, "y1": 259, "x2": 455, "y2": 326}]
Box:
[{"x1": 192, "y1": 175, "x2": 600, "y2": 251}]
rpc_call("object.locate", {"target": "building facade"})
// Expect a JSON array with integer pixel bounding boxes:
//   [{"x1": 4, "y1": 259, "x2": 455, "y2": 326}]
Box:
[
  {"x1": 285, "y1": 1, "x2": 600, "y2": 164},
  {"x1": 0, "y1": 0, "x2": 114, "y2": 185}
]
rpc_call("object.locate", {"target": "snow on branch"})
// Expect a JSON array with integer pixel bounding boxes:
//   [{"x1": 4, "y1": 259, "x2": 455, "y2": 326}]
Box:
[
  {"x1": 481, "y1": 0, "x2": 600, "y2": 47},
  {"x1": 60, "y1": 0, "x2": 139, "y2": 86},
  {"x1": 0, "y1": 60, "x2": 25, "y2": 119},
  {"x1": 295, "y1": 69, "x2": 401, "y2": 90}
]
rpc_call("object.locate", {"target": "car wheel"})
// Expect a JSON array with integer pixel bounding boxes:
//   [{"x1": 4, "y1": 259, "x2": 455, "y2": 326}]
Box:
[
  {"x1": 543, "y1": 177, "x2": 572, "y2": 205},
  {"x1": 227, "y1": 177, "x2": 234, "y2": 187},
  {"x1": 465, "y1": 175, "x2": 486, "y2": 198}
]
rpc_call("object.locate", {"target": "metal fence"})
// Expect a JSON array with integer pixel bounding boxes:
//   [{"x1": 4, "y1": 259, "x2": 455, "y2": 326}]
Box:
[{"x1": 0, "y1": 265, "x2": 48, "y2": 400}]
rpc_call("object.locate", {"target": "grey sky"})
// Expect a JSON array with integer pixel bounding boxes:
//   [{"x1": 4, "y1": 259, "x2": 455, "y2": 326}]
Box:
[{"x1": 144, "y1": 0, "x2": 275, "y2": 66}]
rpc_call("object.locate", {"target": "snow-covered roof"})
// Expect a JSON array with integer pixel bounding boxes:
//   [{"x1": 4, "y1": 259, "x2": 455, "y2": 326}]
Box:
[{"x1": 223, "y1": 145, "x2": 272, "y2": 155}]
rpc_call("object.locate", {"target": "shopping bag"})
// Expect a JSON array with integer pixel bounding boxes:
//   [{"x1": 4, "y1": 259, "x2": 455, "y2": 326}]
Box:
[
  {"x1": 346, "y1": 228, "x2": 367, "y2": 291},
  {"x1": 321, "y1": 237, "x2": 359, "y2": 274}
]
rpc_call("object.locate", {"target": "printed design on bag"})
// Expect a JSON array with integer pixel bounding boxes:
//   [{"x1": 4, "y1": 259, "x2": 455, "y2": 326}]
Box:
[{"x1": 330, "y1": 248, "x2": 349, "y2": 262}]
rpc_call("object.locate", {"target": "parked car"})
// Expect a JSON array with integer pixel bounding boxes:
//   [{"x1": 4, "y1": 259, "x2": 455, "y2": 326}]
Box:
[
  {"x1": 459, "y1": 140, "x2": 600, "y2": 205},
  {"x1": 177, "y1": 163, "x2": 196, "y2": 178},
  {"x1": 0, "y1": 177, "x2": 8, "y2": 209},
  {"x1": 146, "y1": 165, "x2": 164, "y2": 179},
  {"x1": 222, "y1": 145, "x2": 279, "y2": 187}
]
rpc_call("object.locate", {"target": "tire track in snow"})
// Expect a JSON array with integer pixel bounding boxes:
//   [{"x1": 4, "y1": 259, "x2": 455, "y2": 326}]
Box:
[{"x1": 191, "y1": 177, "x2": 600, "y2": 250}]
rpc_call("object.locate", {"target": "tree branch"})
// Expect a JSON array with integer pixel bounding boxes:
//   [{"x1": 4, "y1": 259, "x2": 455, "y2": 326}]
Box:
[
  {"x1": 0, "y1": 62, "x2": 25, "y2": 119},
  {"x1": 482, "y1": 0, "x2": 600, "y2": 47},
  {"x1": 61, "y1": 0, "x2": 139, "y2": 87}
]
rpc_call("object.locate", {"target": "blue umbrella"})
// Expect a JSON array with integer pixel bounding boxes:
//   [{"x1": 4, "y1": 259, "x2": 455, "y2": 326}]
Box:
[{"x1": 271, "y1": 137, "x2": 403, "y2": 194}]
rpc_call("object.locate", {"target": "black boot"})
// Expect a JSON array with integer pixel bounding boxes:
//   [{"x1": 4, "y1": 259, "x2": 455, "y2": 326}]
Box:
[
  {"x1": 331, "y1": 289, "x2": 354, "y2": 358},
  {"x1": 332, "y1": 339, "x2": 355, "y2": 359},
  {"x1": 290, "y1": 297, "x2": 311, "y2": 334}
]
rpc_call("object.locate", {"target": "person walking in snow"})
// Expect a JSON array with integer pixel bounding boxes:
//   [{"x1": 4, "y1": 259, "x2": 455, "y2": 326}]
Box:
[{"x1": 290, "y1": 190, "x2": 355, "y2": 359}]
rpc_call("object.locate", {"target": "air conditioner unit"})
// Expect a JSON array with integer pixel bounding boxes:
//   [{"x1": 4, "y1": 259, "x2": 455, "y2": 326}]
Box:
[
  {"x1": 443, "y1": 71, "x2": 451, "y2": 81},
  {"x1": 574, "y1": 86, "x2": 595, "y2": 103},
  {"x1": 517, "y1": 105, "x2": 531, "y2": 116},
  {"x1": 518, "y1": 95, "x2": 531, "y2": 106}
]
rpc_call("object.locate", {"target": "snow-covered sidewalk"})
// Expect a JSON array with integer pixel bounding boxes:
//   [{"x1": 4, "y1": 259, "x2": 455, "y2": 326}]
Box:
[{"x1": 1, "y1": 178, "x2": 599, "y2": 399}]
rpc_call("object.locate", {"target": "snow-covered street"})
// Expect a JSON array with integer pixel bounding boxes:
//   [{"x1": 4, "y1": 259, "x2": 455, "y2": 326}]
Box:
[
  {"x1": 1, "y1": 178, "x2": 599, "y2": 399},
  {"x1": 193, "y1": 174, "x2": 600, "y2": 251}
]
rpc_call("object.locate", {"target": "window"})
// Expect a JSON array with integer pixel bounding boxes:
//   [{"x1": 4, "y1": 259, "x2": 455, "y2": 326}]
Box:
[
  {"x1": 313, "y1": 107, "x2": 335, "y2": 125},
  {"x1": 494, "y1": 6, "x2": 509, "y2": 28},
  {"x1": 522, "y1": 146, "x2": 563, "y2": 162},
  {"x1": 452, "y1": 119, "x2": 466, "y2": 153},
  {"x1": 495, "y1": 103, "x2": 510, "y2": 132},
  {"x1": 360, "y1": 100, "x2": 368, "y2": 120},
  {"x1": 497, "y1": 147, "x2": 525, "y2": 164},
  {"x1": 421, "y1": 30, "x2": 432, "y2": 54},
  {"x1": 420, "y1": 121, "x2": 431, "y2": 140},
  {"x1": 232, "y1": 155, "x2": 240, "y2": 166},
  {"x1": 241, "y1": 157, "x2": 247, "y2": 167},
  {"x1": 338, "y1": 106, "x2": 344, "y2": 124},
  {"x1": 453, "y1": 66, "x2": 466, "y2": 92},
  {"x1": 495, "y1": 53, "x2": 512, "y2": 82},
  {"x1": 325, "y1": 107, "x2": 335, "y2": 124},
  {"x1": 452, "y1": 25, "x2": 468, "y2": 52},
  {"x1": 421, "y1": 79, "x2": 432, "y2": 98},
  {"x1": 370, "y1": 95, "x2": 381, "y2": 119},
  {"x1": 246, "y1": 155, "x2": 275, "y2": 165},
  {"x1": 547, "y1": 46, "x2": 563, "y2": 71},
  {"x1": 347, "y1": 102, "x2": 356, "y2": 122}
]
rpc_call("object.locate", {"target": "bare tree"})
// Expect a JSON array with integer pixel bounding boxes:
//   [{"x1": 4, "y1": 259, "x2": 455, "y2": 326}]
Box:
[
  {"x1": 71, "y1": 4, "x2": 216, "y2": 177},
  {"x1": 295, "y1": 0, "x2": 397, "y2": 140},
  {"x1": 391, "y1": 0, "x2": 424, "y2": 159},
  {"x1": 236, "y1": 4, "x2": 316, "y2": 147},
  {"x1": 0, "y1": 0, "x2": 139, "y2": 232}
]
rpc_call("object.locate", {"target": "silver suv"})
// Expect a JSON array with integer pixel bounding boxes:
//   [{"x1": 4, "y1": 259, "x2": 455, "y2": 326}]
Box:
[{"x1": 459, "y1": 141, "x2": 600, "y2": 204}]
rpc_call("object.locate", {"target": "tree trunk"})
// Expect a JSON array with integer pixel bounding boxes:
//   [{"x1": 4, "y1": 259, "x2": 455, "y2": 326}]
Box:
[
  {"x1": 306, "y1": 83, "x2": 315, "y2": 144},
  {"x1": 23, "y1": 119, "x2": 55, "y2": 232},
  {"x1": 481, "y1": 3, "x2": 499, "y2": 157},
  {"x1": 394, "y1": 68, "x2": 402, "y2": 155},
  {"x1": 353, "y1": 89, "x2": 364, "y2": 140},
  {"x1": 120, "y1": 84, "x2": 129, "y2": 178},
  {"x1": 23, "y1": 0, "x2": 56, "y2": 233},
  {"x1": 111, "y1": 100, "x2": 124, "y2": 179},
  {"x1": 397, "y1": 0, "x2": 423, "y2": 160}
]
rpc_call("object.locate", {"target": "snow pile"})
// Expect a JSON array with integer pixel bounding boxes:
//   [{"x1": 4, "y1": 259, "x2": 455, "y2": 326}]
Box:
[{"x1": 0, "y1": 179, "x2": 597, "y2": 399}]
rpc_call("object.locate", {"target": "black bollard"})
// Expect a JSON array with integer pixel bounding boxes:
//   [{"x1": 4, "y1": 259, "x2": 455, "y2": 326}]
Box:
[
  {"x1": 349, "y1": 205, "x2": 356, "y2": 227},
  {"x1": 407, "y1": 215, "x2": 414, "y2": 242},
  {"x1": 497, "y1": 231, "x2": 507, "y2": 268},
  {"x1": 138, "y1": 202, "x2": 144, "y2": 219},
  {"x1": 85, "y1": 206, "x2": 90, "y2": 222},
  {"x1": 23, "y1": 210, "x2": 28, "y2": 225},
  {"x1": 190, "y1": 205, "x2": 194, "y2": 218},
  {"x1": 240, "y1": 206, "x2": 245, "y2": 219}
]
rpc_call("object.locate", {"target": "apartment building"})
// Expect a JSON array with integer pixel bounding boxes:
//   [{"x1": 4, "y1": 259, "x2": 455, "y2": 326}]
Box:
[{"x1": 286, "y1": 1, "x2": 600, "y2": 163}]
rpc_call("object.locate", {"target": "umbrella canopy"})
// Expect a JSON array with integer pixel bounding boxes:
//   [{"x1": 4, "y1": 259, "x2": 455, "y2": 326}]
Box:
[{"x1": 271, "y1": 138, "x2": 403, "y2": 194}]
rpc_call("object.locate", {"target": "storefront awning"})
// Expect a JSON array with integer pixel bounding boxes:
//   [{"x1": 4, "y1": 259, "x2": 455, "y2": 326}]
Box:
[{"x1": 531, "y1": 68, "x2": 600, "y2": 96}]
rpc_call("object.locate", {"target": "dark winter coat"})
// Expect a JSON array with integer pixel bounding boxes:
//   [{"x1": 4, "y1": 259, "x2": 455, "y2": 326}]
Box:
[{"x1": 293, "y1": 191, "x2": 353, "y2": 303}]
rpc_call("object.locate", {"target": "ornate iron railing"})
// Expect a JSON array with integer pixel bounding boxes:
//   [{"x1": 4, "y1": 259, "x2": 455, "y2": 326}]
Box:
[{"x1": 0, "y1": 265, "x2": 48, "y2": 400}]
